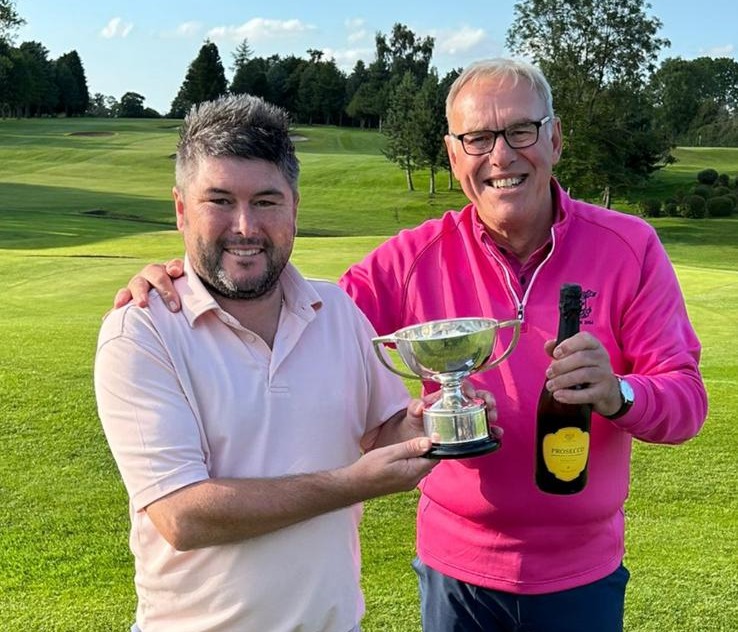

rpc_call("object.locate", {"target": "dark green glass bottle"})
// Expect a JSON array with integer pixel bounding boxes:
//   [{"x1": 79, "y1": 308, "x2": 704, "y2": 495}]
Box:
[{"x1": 535, "y1": 284, "x2": 592, "y2": 494}]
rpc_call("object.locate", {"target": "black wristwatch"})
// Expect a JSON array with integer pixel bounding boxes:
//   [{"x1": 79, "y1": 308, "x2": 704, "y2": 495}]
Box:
[{"x1": 604, "y1": 377, "x2": 635, "y2": 420}]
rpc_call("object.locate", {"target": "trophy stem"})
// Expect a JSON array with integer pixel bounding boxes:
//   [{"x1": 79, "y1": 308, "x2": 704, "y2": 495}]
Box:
[{"x1": 438, "y1": 375, "x2": 466, "y2": 410}]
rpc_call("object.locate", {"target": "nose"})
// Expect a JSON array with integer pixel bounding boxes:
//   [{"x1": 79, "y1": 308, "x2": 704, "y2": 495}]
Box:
[
  {"x1": 233, "y1": 204, "x2": 259, "y2": 235},
  {"x1": 486, "y1": 134, "x2": 516, "y2": 167}
]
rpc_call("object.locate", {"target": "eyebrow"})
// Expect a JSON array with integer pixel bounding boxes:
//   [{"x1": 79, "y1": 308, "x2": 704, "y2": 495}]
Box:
[
  {"x1": 203, "y1": 187, "x2": 286, "y2": 198},
  {"x1": 472, "y1": 118, "x2": 540, "y2": 132}
]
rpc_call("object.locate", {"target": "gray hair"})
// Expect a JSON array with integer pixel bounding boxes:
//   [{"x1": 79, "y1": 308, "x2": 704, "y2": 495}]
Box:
[
  {"x1": 175, "y1": 94, "x2": 300, "y2": 194},
  {"x1": 445, "y1": 58, "x2": 555, "y2": 129}
]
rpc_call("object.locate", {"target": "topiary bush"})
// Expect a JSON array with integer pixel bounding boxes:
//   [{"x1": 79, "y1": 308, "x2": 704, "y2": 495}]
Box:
[
  {"x1": 713, "y1": 185, "x2": 731, "y2": 198},
  {"x1": 691, "y1": 184, "x2": 714, "y2": 200},
  {"x1": 680, "y1": 195, "x2": 707, "y2": 219},
  {"x1": 697, "y1": 168, "x2": 719, "y2": 185},
  {"x1": 706, "y1": 196, "x2": 734, "y2": 218},
  {"x1": 717, "y1": 173, "x2": 731, "y2": 187}
]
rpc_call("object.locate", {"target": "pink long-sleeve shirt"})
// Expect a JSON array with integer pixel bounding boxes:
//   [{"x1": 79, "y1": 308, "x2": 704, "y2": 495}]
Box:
[{"x1": 339, "y1": 180, "x2": 707, "y2": 594}]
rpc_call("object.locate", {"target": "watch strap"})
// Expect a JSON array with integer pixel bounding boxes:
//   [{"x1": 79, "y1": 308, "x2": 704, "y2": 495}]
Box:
[{"x1": 604, "y1": 377, "x2": 634, "y2": 420}]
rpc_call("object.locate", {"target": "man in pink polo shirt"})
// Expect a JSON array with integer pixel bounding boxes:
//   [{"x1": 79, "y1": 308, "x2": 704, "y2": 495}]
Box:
[
  {"x1": 115, "y1": 59, "x2": 708, "y2": 631},
  {"x1": 95, "y1": 94, "x2": 495, "y2": 632}
]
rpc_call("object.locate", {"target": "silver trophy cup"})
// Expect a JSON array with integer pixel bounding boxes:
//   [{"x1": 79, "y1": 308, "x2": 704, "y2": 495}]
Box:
[{"x1": 372, "y1": 317, "x2": 521, "y2": 459}]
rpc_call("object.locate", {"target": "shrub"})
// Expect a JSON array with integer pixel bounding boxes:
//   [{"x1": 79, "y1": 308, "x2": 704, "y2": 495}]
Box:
[
  {"x1": 663, "y1": 201, "x2": 679, "y2": 217},
  {"x1": 717, "y1": 173, "x2": 731, "y2": 187},
  {"x1": 697, "y1": 169, "x2": 719, "y2": 185},
  {"x1": 680, "y1": 195, "x2": 706, "y2": 219},
  {"x1": 713, "y1": 185, "x2": 731, "y2": 198},
  {"x1": 697, "y1": 168, "x2": 719, "y2": 185},
  {"x1": 706, "y1": 196, "x2": 734, "y2": 218},
  {"x1": 638, "y1": 198, "x2": 662, "y2": 218},
  {"x1": 691, "y1": 184, "x2": 714, "y2": 200}
]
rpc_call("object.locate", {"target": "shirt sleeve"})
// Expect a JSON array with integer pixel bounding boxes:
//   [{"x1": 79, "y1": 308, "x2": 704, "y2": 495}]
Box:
[
  {"x1": 94, "y1": 307, "x2": 210, "y2": 511},
  {"x1": 609, "y1": 230, "x2": 708, "y2": 444}
]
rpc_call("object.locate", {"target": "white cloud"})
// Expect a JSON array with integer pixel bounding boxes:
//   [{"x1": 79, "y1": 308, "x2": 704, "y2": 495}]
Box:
[
  {"x1": 206, "y1": 18, "x2": 315, "y2": 43},
  {"x1": 100, "y1": 17, "x2": 133, "y2": 39},
  {"x1": 175, "y1": 21, "x2": 202, "y2": 38},
  {"x1": 700, "y1": 44, "x2": 735, "y2": 57},
  {"x1": 347, "y1": 29, "x2": 368, "y2": 44},
  {"x1": 436, "y1": 26, "x2": 487, "y2": 55},
  {"x1": 343, "y1": 18, "x2": 369, "y2": 45},
  {"x1": 321, "y1": 47, "x2": 374, "y2": 71},
  {"x1": 344, "y1": 18, "x2": 365, "y2": 30}
]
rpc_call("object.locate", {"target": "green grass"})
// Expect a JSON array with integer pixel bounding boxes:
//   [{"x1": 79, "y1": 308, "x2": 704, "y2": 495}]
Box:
[
  {"x1": 646, "y1": 147, "x2": 738, "y2": 199},
  {"x1": 1, "y1": 118, "x2": 736, "y2": 631}
]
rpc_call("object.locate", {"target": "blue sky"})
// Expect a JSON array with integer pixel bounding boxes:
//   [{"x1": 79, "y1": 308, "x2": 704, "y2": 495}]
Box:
[{"x1": 13, "y1": 0, "x2": 738, "y2": 115}]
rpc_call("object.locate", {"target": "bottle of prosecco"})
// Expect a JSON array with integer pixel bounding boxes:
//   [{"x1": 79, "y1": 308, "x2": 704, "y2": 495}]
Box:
[{"x1": 535, "y1": 284, "x2": 592, "y2": 494}]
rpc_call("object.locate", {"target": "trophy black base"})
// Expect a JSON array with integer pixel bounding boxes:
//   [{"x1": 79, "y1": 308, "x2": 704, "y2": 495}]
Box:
[{"x1": 424, "y1": 436, "x2": 501, "y2": 459}]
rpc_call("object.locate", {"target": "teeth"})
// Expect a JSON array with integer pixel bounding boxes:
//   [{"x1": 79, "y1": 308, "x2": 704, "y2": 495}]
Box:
[
  {"x1": 490, "y1": 177, "x2": 523, "y2": 189},
  {"x1": 228, "y1": 248, "x2": 260, "y2": 256}
]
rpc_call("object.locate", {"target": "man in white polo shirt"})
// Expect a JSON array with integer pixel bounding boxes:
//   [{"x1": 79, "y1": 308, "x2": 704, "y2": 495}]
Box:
[{"x1": 94, "y1": 95, "x2": 486, "y2": 632}]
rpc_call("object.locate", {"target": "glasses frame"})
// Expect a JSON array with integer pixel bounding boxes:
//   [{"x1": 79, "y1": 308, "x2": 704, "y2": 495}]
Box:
[{"x1": 450, "y1": 115, "x2": 552, "y2": 156}]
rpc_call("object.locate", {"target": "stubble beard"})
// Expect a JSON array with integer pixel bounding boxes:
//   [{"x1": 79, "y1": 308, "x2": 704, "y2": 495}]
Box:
[{"x1": 194, "y1": 235, "x2": 291, "y2": 301}]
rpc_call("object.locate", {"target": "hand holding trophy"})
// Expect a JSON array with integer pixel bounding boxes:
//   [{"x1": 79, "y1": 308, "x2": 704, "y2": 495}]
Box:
[{"x1": 373, "y1": 317, "x2": 521, "y2": 459}]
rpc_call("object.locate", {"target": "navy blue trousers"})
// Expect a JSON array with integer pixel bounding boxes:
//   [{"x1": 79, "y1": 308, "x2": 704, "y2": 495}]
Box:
[{"x1": 413, "y1": 558, "x2": 629, "y2": 632}]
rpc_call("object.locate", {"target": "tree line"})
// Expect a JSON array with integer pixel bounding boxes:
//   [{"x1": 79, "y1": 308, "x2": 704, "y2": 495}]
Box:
[
  {"x1": 0, "y1": 38, "x2": 89, "y2": 117},
  {"x1": 2, "y1": 0, "x2": 738, "y2": 200},
  {"x1": 167, "y1": 24, "x2": 439, "y2": 128}
]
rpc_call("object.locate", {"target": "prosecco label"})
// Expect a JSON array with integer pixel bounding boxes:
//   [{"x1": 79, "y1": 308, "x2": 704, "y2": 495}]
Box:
[{"x1": 542, "y1": 427, "x2": 590, "y2": 482}]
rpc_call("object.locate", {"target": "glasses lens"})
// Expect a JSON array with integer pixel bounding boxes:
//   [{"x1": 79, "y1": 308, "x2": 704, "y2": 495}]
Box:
[
  {"x1": 462, "y1": 131, "x2": 496, "y2": 155},
  {"x1": 505, "y1": 123, "x2": 538, "y2": 148}
]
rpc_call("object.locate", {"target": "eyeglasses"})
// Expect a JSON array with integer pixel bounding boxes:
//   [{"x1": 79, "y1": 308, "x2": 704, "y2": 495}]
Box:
[{"x1": 450, "y1": 116, "x2": 552, "y2": 156}]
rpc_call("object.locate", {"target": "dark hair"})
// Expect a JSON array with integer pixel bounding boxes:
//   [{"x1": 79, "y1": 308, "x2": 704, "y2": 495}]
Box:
[{"x1": 175, "y1": 94, "x2": 299, "y2": 194}]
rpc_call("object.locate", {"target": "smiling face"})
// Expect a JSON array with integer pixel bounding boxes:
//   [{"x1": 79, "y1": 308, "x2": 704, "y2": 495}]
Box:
[
  {"x1": 445, "y1": 75, "x2": 563, "y2": 234},
  {"x1": 174, "y1": 155, "x2": 298, "y2": 301}
]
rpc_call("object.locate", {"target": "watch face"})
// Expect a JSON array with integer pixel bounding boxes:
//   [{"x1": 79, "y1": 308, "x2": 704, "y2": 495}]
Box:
[{"x1": 620, "y1": 378, "x2": 635, "y2": 404}]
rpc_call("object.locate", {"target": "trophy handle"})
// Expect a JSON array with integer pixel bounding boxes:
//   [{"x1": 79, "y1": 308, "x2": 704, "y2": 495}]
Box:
[
  {"x1": 477, "y1": 319, "x2": 521, "y2": 374},
  {"x1": 372, "y1": 336, "x2": 421, "y2": 381}
]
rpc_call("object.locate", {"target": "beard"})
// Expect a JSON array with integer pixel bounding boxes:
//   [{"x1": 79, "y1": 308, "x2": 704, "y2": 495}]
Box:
[{"x1": 192, "y1": 235, "x2": 292, "y2": 300}]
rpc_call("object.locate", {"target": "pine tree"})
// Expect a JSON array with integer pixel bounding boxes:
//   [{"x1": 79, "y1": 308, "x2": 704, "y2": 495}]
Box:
[
  {"x1": 54, "y1": 50, "x2": 89, "y2": 116},
  {"x1": 231, "y1": 38, "x2": 253, "y2": 72},
  {"x1": 169, "y1": 41, "x2": 227, "y2": 117}
]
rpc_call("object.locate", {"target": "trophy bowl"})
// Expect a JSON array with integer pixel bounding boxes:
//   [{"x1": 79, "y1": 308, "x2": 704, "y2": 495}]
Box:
[{"x1": 373, "y1": 317, "x2": 521, "y2": 459}]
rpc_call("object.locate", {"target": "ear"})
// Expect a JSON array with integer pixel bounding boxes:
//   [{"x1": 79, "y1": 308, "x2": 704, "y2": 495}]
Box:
[
  {"x1": 292, "y1": 191, "x2": 300, "y2": 235},
  {"x1": 444, "y1": 135, "x2": 461, "y2": 180},
  {"x1": 550, "y1": 117, "x2": 563, "y2": 166},
  {"x1": 172, "y1": 186, "x2": 185, "y2": 232}
]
